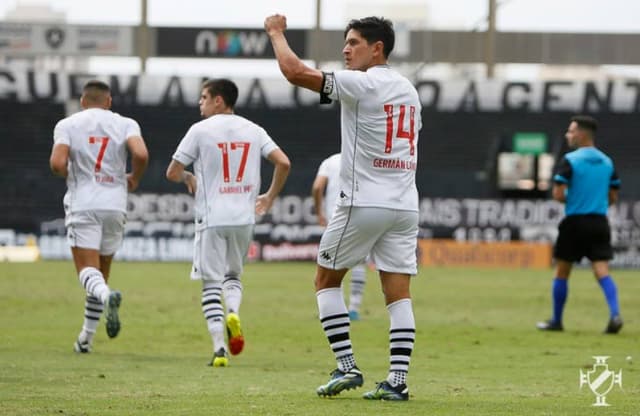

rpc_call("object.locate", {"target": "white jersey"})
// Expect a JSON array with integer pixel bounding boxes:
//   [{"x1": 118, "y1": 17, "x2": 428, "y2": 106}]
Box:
[
  {"x1": 53, "y1": 108, "x2": 141, "y2": 214},
  {"x1": 172, "y1": 113, "x2": 279, "y2": 229},
  {"x1": 316, "y1": 153, "x2": 342, "y2": 220},
  {"x1": 326, "y1": 65, "x2": 422, "y2": 212}
]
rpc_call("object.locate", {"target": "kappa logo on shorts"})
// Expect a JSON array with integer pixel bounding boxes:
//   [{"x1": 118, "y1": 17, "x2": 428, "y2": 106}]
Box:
[{"x1": 320, "y1": 251, "x2": 331, "y2": 261}]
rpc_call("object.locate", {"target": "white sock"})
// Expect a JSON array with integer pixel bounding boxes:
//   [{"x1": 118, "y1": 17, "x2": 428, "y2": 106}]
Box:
[
  {"x1": 386, "y1": 298, "x2": 415, "y2": 387},
  {"x1": 348, "y1": 264, "x2": 366, "y2": 313},
  {"x1": 78, "y1": 294, "x2": 103, "y2": 344},
  {"x1": 202, "y1": 281, "x2": 226, "y2": 352},
  {"x1": 223, "y1": 274, "x2": 243, "y2": 314},
  {"x1": 317, "y1": 287, "x2": 355, "y2": 372},
  {"x1": 78, "y1": 267, "x2": 110, "y2": 305}
]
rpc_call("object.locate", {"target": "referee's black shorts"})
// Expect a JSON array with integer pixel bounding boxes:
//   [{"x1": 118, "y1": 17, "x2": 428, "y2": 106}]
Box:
[{"x1": 553, "y1": 214, "x2": 613, "y2": 262}]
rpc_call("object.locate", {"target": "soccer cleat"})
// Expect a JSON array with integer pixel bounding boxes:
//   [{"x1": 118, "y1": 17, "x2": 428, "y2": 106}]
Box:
[
  {"x1": 604, "y1": 315, "x2": 623, "y2": 334},
  {"x1": 105, "y1": 291, "x2": 122, "y2": 339},
  {"x1": 536, "y1": 319, "x2": 563, "y2": 331},
  {"x1": 316, "y1": 367, "x2": 364, "y2": 397},
  {"x1": 208, "y1": 348, "x2": 229, "y2": 367},
  {"x1": 73, "y1": 339, "x2": 91, "y2": 354},
  {"x1": 348, "y1": 310, "x2": 360, "y2": 321},
  {"x1": 363, "y1": 381, "x2": 409, "y2": 401},
  {"x1": 226, "y1": 313, "x2": 244, "y2": 355}
]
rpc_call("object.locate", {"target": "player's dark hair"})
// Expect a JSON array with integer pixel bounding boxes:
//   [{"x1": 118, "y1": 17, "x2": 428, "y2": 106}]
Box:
[
  {"x1": 202, "y1": 78, "x2": 238, "y2": 109},
  {"x1": 344, "y1": 16, "x2": 395, "y2": 58},
  {"x1": 82, "y1": 80, "x2": 111, "y2": 104},
  {"x1": 571, "y1": 115, "x2": 598, "y2": 134}
]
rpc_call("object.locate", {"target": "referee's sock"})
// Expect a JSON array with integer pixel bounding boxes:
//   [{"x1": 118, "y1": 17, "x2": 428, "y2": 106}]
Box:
[
  {"x1": 598, "y1": 275, "x2": 620, "y2": 318},
  {"x1": 552, "y1": 277, "x2": 568, "y2": 324}
]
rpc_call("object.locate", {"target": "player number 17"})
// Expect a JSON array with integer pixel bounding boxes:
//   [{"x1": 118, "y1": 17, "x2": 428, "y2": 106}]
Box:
[
  {"x1": 384, "y1": 104, "x2": 415, "y2": 155},
  {"x1": 217, "y1": 141, "x2": 251, "y2": 182}
]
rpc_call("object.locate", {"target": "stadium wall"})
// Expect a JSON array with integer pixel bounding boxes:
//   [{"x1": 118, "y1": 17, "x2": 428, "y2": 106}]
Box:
[{"x1": 1, "y1": 71, "x2": 639, "y2": 266}]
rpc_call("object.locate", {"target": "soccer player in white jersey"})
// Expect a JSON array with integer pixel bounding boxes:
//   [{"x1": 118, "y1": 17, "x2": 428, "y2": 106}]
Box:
[
  {"x1": 49, "y1": 80, "x2": 149, "y2": 353},
  {"x1": 266, "y1": 16, "x2": 421, "y2": 400},
  {"x1": 312, "y1": 153, "x2": 367, "y2": 321},
  {"x1": 166, "y1": 79, "x2": 291, "y2": 367}
]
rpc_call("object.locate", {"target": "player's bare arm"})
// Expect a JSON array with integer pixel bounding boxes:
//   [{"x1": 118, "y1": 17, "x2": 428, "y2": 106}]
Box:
[
  {"x1": 552, "y1": 183, "x2": 567, "y2": 203},
  {"x1": 166, "y1": 159, "x2": 197, "y2": 194},
  {"x1": 256, "y1": 148, "x2": 291, "y2": 215},
  {"x1": 311, "y1": 175, "x2": 328, "y2": 226},
  {"x1": 608, "y1": 188, "x2": 619, "y2": 206},
  {"x1": 264, "y1": 14, "x2": 323, "y2": 92},
  {"x1": 50, "y1": 143, "x2": 70, "y2": 178},
  {"x1": 126, "y1": 135, "x2": 149, "y2": 192}
]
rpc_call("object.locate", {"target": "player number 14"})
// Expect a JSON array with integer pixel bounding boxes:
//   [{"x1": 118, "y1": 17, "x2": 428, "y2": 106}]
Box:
[{"x1": 384, "y1": 104, "x2": 415, "y2": 155}]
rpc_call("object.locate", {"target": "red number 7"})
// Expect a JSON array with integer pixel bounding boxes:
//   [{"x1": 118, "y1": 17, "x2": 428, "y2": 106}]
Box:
[
  {"x1": 88, "y1": 136, "x2": 109, "y2": 172},
  {"x1": 384, "y1": 104, "x2": 415, "y2": 155}
]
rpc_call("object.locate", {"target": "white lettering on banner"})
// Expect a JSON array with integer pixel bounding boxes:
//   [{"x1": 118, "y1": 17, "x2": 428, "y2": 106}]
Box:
[
  {"x1": 2, "y1": 70, "x2": 640, "y2": 112},
  {"x1": 127, "y1": 193, "x2": 194, "y2": 221}
]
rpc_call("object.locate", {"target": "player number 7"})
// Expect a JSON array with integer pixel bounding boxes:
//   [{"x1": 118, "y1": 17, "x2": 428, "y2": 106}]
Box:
[
  {"x1": 88, "y1": 136, "x2": 109, "y2": 172},
  {"x1": 384, "y1": 104, "x2": 415, "y2": 155},
  {"x1": 217, "y1": 141, "x2": 251, "y2": 182}
]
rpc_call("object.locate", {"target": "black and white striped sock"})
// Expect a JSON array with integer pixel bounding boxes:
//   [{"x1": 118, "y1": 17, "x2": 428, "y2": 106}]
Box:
[
  {"x1": 202, "y1": 281, "x2": 225, "y2": 352},
  {"x1": 78, "y1": 294, "x2": 104, "y2": 344},
  {"x1": 78, "y1": 267, "x2": 110, "y2": 305},
  {"x1": 317, "y1": 287, "x2": 356, "y2": 372},
  {"x1": 348, "y1": 264, "x2": 366, "y2": 313},
  {"x1": 222, "y1": 274, "x2": 243, "y2": 314},
  {"x1": 387, "y1": 298, "x2": 415, "y2": 387}
]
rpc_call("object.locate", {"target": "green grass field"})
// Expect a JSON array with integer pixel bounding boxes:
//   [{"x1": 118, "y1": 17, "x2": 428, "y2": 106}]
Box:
[{"x1": 1, "y1": 261, "x2": 638, "y2": 415}]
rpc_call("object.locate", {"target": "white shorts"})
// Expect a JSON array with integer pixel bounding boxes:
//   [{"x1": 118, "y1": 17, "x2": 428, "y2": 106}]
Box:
[
  {"x1": 66, "y1": 210, "x2": 126, "y2": 255},
  {"x1": 317, "y1": 206, "x2": 418, "y2": 275},
  {"x1": 191, "y1": 225, "x2": 253, "y2": 281}
]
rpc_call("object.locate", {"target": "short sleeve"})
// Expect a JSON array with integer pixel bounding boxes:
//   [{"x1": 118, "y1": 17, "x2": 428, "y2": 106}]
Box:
[
  {"x1": 124, "y1": 117, "x2": 142, "y2": 138},
  {"x1": 610, "y1": 168, "x2": 621, "y2": 189},
  {"x1": 316, "y1": 158, "x2": 331, "y2": 178},
  {"x1": 327, "y1": 70, "x2": 372, "y2": 102},
  {"x1": 259, "y1": 127, "x2": 279, "y2": 158},
  {"x1": 53, "y1": 119, "x2": 70, "y2": 146},
  {"x1": 553, "y1": 157, "x2": 572, "y2": 184},
  {"x1": 172, "y1": 126, "x2": 199, "y2": 167}
]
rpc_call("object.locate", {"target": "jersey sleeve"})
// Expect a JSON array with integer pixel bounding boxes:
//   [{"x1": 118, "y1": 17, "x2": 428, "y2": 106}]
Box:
[
  {"x1": 172, "y1": 126, "x2": 199, "y2": 167},
  {"x1": 323, "y1": 69, "x2": 372, "y2": 103},
  {"x1": 53, "y1": 119, "x2": 70, "y2": 146},
  {"x1": 610, "y1": 168, "x2": 621, "y2": 189},
  {"x1": 124, "y1": 117, "x2": 142, "y2": 138},
  {"x1": 316, "y1": 158, "x2": 331, "y2": 178},
  {"x1": 553, "y1": 156, "x2": 572, "y2": 184},
  {"x1": 258, "y1": 127, "x2": 279, "y2": 158}
]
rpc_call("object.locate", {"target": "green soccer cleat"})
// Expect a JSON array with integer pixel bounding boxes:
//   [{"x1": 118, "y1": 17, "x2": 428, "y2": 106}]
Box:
[
  {"x1": 105, "y1": 291, "x2": 122, "y2": 339},
  {"x1": 226, "y1": 313, "x2": 244, "y2": 355},
  {"x1": 363, "y1": 381, "x2": 409, "y2": 401},
  {"x1": 316, "y1": 367, "x2": 363, "y2": 397}
]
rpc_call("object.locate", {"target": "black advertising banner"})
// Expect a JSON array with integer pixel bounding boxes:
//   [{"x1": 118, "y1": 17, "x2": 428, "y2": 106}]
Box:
[{"x1": 155, "y1": 27, "x2": 307, "y2": 58}]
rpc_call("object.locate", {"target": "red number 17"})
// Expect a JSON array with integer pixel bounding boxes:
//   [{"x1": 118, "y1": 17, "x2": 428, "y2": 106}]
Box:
[
  {"x1": 217, "y1": 141, "x2": 251, "y2": 182},
  {"x1": 384, "y1": 104, "x2": 415, "y2": 155},
  {"x1": 88, "y1": 136, "x2": 109, "y2": 172}
]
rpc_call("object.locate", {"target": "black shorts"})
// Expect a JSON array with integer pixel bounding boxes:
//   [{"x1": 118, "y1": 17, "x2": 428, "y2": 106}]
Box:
[{"x1": 553, "y1": 214, "x2": 613, "y2": 262}]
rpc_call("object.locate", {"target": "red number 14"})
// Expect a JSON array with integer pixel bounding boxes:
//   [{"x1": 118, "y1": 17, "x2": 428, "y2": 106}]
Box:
[{"x1": 384, "y1": 104, "x2": 415, "y2": 155}]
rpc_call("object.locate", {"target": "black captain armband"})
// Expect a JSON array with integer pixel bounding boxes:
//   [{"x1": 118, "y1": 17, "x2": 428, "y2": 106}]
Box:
[{"x1": 320, "y1": 72, "x2": 334, "y2": 104}]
